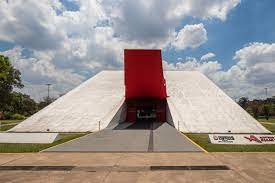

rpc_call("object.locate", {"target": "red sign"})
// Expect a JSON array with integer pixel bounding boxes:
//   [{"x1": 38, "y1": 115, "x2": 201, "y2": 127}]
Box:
[{"x1": 244, "y1": 135, "x2": 262, "y2": 143}]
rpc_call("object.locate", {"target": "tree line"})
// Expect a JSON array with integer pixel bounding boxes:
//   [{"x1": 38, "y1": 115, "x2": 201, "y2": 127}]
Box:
[
  {"x1": 238, "y1": 97, "x2": 275, "y2": 120},
  {"x1": 0, "y1": 55, "x2": 55, "y2": 120}
]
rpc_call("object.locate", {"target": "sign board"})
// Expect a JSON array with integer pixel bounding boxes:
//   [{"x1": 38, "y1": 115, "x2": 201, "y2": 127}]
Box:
[{"x1": 209, "y1": 134, "x2": 275, "y2": 145}]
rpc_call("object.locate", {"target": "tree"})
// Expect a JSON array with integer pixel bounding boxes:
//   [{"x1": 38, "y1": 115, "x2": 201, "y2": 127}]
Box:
[
  {"x1": 250, "y1": 101, "x2": 260, "y2": 119},
  {"x1": 0, "y1": 55, "x2": 23, "y2": 113},
  {"x1": 37, "y1": 97, "x2": 56, "y2": 110},
  {"x1": 238, "y1": 97, "x2": 249, "y2": 109},
  {"x1": 263, "y1": 104, "x2": 271, "y2": 120},
  {"x1": 9, "y1": 92, "x2": 38, "y2": 116}
]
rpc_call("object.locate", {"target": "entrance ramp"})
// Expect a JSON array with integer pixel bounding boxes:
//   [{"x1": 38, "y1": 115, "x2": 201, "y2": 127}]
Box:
[
  {"x1": 153, "y1": 123, "x2": 201, "y2": 152},
  {"x1": 44, "y1": 122, "x2": 202, "y2": 152}
]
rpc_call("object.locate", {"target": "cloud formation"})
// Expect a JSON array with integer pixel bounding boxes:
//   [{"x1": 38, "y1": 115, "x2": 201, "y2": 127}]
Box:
[
  {"x1": 201, "y1": 52, "x2": 216, "y2": 61},
  {"x1": 164, "y1": 43, "x2": 275, "y2": 99},
  {"x1": 215, "y1": 42, "x2": 275, "y2": 99},
  {"x1": 0, "y1": 0, "x2": 252, "y2": 100},
  {"x1": 171, "y1": 24, "x2": 207, "y2": 50}
]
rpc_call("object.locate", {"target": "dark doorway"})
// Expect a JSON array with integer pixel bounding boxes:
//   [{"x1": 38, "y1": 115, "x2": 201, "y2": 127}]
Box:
[
  {"x1": 137, "y1": 107, "x2": 156, "y2": 121},
  {"x1": 126, "y1": 98, "x2": 166, "y2": 123}
]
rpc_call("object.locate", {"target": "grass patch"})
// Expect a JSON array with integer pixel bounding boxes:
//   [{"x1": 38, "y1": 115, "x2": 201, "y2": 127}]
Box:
[
  {"x1": 262, "y1": 124, "x2": 275, "y2": 133},
  {"x1": 258, "y1": 118, "x2": 275, "y2": 123},
  {"x1": 0, "y1": 124, "x2": 17, "y2": 131},
  {"x1": 0, "y1": 133, "x2": 88, "y2": 153},
  {"x1": 0, "y1": 120, "x2": 23, "y2": 125},
  {"x1": 186, "y1": 123, "x2": 275, "y2": 152},
  {"x1": 0, "y1": 120, "x2": 23, "y2": 131}
]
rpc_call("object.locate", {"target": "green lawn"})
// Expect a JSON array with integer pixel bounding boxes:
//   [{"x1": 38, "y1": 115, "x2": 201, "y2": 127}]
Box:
[
  {"x1": 0, "y1": 133, "x2": 87, "y2": 153},
  {"x1": 0, "y1": 120, "x2": 23, "y2": 131},
  {"x1": 258, "y1": 118, "x2": 275, "y2": 123},
  {"x1": 0, "y1": 124, "x2": 17, "y2": 131},
  {"x1": 186, "y1": 121, "x2": 275, "y2": 152},
  {"x1": 261, "y1": 123, "x2": 275, "y2": 133},
  {"x1": 0, "y1": 120, "x2": 24, "y2": 125},
  {"x1": 0, "y1": 120, "x2": 88, "y2": 153}
]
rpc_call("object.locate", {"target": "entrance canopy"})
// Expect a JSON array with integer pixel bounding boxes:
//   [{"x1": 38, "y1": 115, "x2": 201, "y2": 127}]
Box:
[{"x1": 124, "y1": 49, "x2": 167, "y2": 100}]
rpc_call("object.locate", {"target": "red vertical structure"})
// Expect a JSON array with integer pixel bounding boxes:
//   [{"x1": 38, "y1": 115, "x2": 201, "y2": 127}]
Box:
[{"x1": 124, "y1": 49, "x2": 167, "y2": 123}]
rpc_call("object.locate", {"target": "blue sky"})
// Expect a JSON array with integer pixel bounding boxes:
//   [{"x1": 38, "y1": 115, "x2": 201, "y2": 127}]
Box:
[
  {"x1": 163, "y1": 0, "x2": 275, "y2": 69},
  {"x1": 0, "y1": 0, "x2": 274, "y2": 100}
]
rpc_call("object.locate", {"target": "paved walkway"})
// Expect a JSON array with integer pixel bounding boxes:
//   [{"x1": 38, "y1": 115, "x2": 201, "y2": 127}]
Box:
[
  {"x1": 45, "y1": 122, "x2": 202, "y2": 152},
  {"x1": 0, "y1": 153, "x2": 274, "y2": 182}
]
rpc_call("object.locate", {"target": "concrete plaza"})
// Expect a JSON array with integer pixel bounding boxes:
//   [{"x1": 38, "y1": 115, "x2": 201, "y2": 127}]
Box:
[{"x1": 0, "y1": 152, "x2": 274, "y2": 182}]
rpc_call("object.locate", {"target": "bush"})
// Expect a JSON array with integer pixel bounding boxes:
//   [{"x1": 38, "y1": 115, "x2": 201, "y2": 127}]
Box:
[
  {"x1": 3, "y1": 112, "x2": 13, "y2": 120},
  {"x1": 11, "y1": 113, "x2": 25, "y2": 120},
  {"x1": 5, "y1": 113, "x2": 26, "y2": 120}
]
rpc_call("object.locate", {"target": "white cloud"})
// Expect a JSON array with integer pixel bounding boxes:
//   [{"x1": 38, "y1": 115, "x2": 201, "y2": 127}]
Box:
[
  {"x1": 0, "y1": 0, "x2": 242, "y2": 100},
  {"x1": 163, "y1": 42, "x2": 275, "y2": 99},
  {"x1": 209, "y1": 43, "x2": 275, "y2": 99},
  {"x1": 170, "y1": 0, "x2": 240, "y2": 21},
  {"x1": 99, "y1": 0, "x2": 239, "y2": 46},
  {"x1": 163, "y1": 57, "x2": 221, "y2": 76},
  {"x1": 1, "y1": 47, "x2": 85, "y2": 101},
  {"x1": 171, "y1": 24, "x2": 207, "y2": 50},
  {"x1": 0, "y1": 0, "x2": 66, "y2": 50},
  {"x1": 201, "y1": 52, "x2": 216, "y2": 60}
]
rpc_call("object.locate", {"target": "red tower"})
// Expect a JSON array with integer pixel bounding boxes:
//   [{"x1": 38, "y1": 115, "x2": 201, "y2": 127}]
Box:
[{"x1": 124, "y1": 49, "x2": 167, "y2": 123}]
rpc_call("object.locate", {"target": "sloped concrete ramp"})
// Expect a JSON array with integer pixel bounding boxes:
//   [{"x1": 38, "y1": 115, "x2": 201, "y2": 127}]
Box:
[{"x1": 44, "y1": 122, "x2": 202, "y2": 152}]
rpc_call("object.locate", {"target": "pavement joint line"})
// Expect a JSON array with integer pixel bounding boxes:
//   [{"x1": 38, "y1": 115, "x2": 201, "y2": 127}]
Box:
[
  {"x1": 0, "y1": 155, "x2": 26, "y2": 166},
  {"x1": 212, "y1": 153, "x2": 257, "y2": 183},
  {"x1": 0, "y1": 165, "x2": 231, "y2": 172},
  {"x1": 180, "y1": 133, "x2": 208, "y2": 153},
  {"x1": 101, "y1": 169, "x2": 112, "y2": 183},
  {"x1": 148, "y1": 122, "x2": 154, "y2": 152}
]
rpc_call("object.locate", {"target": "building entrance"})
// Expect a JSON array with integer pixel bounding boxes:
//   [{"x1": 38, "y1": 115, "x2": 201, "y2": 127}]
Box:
[
  {"x1": 126, "y1": 99, "x2": 166, "y2": 123},
  {"x1": 137, "y1": 107, "x2": 156, "y2": 121}
]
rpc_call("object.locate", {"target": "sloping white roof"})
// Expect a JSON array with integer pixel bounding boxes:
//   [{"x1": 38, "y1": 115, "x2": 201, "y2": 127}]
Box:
[
  {"x1": 165, "y1": 71, "x2": 270, "y2": 133},
  {"x1": 11, "y1": 71, "x2": 125, "y2": 132},
  {"x1": 10, "y1": 71, "x2": 270, "y2": 133}
]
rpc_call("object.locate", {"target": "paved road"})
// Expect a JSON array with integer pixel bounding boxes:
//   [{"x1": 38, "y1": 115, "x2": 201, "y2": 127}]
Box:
[{"x1": 45, "y1": 122, "x2": 202, "y2": 152}]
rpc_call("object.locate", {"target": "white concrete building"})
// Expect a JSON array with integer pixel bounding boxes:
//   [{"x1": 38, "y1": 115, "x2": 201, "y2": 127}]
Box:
[{"x1": 10, "y1": 70, "x2": 269, "y2": 134}]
